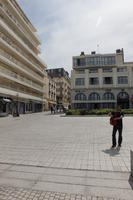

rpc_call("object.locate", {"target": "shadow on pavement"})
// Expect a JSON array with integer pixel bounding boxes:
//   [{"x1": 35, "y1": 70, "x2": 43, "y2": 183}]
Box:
[
  {"x1": 129, "y1": 174, "x2": 133, "y2": 190},
  {"x1": 102, "y1": 147, "x2": 120, "y2": 157}
]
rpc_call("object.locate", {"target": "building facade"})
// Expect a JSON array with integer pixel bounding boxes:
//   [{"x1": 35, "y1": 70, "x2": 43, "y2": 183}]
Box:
[
  {"x1": 0, "y1": 0, "x2": 47, "y2": 116},
  {"x1": 46, "y1": 74, "x2": 56, "y2": 110},
  {"x1": 47, "y1": 68, "x2": 71, "y2": 108},
  {"x1": 71, "y1": 49, "x2": 133, "y2": 109}
]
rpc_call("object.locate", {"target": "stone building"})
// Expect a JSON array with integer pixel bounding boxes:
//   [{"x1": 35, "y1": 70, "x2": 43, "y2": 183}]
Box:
[
  {"x1": 0, "y1": 0, "x2": 47, "y2": 116},
  {"x1": 47, "y1": 68, "x2": 71, "y2": 108},
  {"x1": 71, "y1": 49, "x2": 133, "y2": 109},
  {"x1": 46, "y1": 74, "x2": 56, "y2": 110}
]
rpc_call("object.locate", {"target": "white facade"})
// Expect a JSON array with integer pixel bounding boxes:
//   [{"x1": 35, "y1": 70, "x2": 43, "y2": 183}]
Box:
[
  {"x1": 0, "y1": 0, "x2": 47, "y2": 115},
  {"x1": 71, "y1": 49, "x2": 133, "y2": 109},
  {"x1": 46, "y1": 75, "x2": 56, "y2": 109}
]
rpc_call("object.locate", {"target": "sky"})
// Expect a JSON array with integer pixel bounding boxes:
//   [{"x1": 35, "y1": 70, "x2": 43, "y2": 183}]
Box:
[{"x1": 18, "y1": 0, "x2": 133, "y2": 74}]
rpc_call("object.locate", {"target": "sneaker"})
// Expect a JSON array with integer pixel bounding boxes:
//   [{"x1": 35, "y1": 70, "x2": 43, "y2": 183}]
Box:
[
  {"x1": 118, "y1": 144, "x2": 121, "y2": 147},
  {"x1": 111, "y1": 145, "x2": 116, "y2": 148}
]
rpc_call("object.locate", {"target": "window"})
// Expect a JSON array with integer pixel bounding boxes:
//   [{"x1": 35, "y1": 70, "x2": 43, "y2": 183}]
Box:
[
  {"x1": 89, "y1": 57, "x2": 94, "y2": 65},
  {"x1": 89, "y1": 77, "x2": 99, "y2": 85},
  {"x1": 95, "y1": 57, "x2": 100, "y2": 65},
  {"x1": 101, "y1": 57, "x2": 104, "y2": 65},
  {"x1": 75, "y1": 58, "x2": 86, "y2": 66},
  {"x1": 73, "y1": 58, "x2": 77, "y2": 66},
  {"x1": 75, "y1": 78, "x2": 85, "y2": 86},
  {"x1": 103, "y1": 92, "x2": 114, "y2": 100},
  {"x1": 89, "y1": 93, "x2": 100, "y2": 100},
  {"x1": 108, "y1": 56, "x2": 116, "y2": 65},
  {"x1": 75, "y1": 93, "x2": 86, "y2": 101},
  {"x1": 87, "y1": 57, "x2": 100, "y2": 65},
  {"x1": 104, "y1": 57, "x2": 108, "y2": 65},
  {"x1": 101, "y1": 56, "x2": 116, "y2": 65},
  {"x1": 118, "y1": 76, "x2": 128, "y2": 84},
  {"x1": 103, "y1": 67, "x2": 112, "y2": 73},
  {"x1": 117, "y1": 66, "x2": 127, "y2": 72},
  {"x1": 103, "y1": 77, "x2": 113, "y2": 84},
  {"x1": 117, "y1": 92, "x2": 129, "y2": 99}
]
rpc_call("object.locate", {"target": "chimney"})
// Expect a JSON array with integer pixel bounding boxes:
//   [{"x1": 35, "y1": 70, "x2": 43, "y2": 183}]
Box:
[
  {"x1": 80, "y1": 51, "x2": 85, "y2": 56},
  {"x1": 116, "y1": 49, "x2": 121, "y2": 54}
]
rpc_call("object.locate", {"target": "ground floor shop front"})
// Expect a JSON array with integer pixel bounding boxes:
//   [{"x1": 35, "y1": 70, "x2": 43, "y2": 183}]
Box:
[{"x1": 0, "y1": 97, "x2": 43, "y2": 117}]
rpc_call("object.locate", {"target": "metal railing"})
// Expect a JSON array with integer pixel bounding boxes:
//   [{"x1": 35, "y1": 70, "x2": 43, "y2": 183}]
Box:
[
  {"x1": 0, "y1": 59, "x2": 43, "y2": 91},
  {"x1": 0, "y1": 47, "x2": 43, "y2": 82},
  {"x1": 0, "y1": 31, "x2": 43, "y2": 73},
  {"x1": 0, "y1": 83, "x2": 43, "y2": 99},
  {"x1": 0, "y1": 2, "x2": 37, "y2": 48}
]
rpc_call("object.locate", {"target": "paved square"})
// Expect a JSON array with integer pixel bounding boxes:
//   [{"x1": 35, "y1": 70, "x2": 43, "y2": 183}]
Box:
[
  {"x1": 0, "y1": 113, "x2": 133, "y2": 199},
  {"x1": 0, "y1": 113, "x2": 132, "y2": 172}
]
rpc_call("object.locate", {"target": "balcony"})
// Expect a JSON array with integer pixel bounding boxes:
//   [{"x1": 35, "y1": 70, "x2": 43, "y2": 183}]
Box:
[
  {"x1": 0, "y1": 20, "x2": 46, "y2": 74},
  {"x1": 0, "y1": 2, "x2": 38, "y2": 50},
  {"x1": 0, "y1": 48, "x2": 43, "y2": 84},
  {"x1": 0, "y1": 7, "x2": 40, "y2": 57},
  {"x1": 0, "y1": 37, "x2": 44, "y2": 76},
  {"x1": 0, "y1": 32, "x2": 44, "y2": 79},
  {"x1": 0, "y1": 16, "x2": 45, "y2": 70},
  {"x1": 0, "y1": 84, "x2": 43, "y2": 101},
  {"x1": 0, "y1": 65, "x2": 43, "y2": 92},
  {"x1": 8, "y1": 0, "x2": 40, "y2": 45}
]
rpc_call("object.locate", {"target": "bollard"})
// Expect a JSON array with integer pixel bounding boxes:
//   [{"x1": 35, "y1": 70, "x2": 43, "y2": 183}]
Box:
[{"x1": 131, "y1": 150, "x2": 133, "y2": 177}]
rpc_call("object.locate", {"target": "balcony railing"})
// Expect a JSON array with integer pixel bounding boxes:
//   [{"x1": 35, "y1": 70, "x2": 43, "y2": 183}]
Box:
[
  {"x1": 0, "y1": 2, "x2": 37, "y2": 48},
  {"x1": 0, "y1": 63, "x2": 43, "y2": 92},
  {"x1": 9, "y1": 0, "x2": 40, "y2": 43},
  {"x1": 0, "y1": 10, "x2": 43, "y2": 72},
  {"x1": 0, "y1": 83, "x2": 43, "y2": 99},
  {"x1": 0, "y1": 47, "x2": 43, "y2": 82},
  {"x1": 0, "y1": 30, "x2": 43, "y2": 73},
  {"x1": 9, "y1": 0, "x2": 30, "y2": 25}
]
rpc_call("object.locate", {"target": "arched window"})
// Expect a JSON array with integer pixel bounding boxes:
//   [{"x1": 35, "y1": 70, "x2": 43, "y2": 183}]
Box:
[
  {"x1": 89, "y1": 93, "x2": 100, "y2": 101},
  {"x1": 103, "y1": 92, "x2": 115, "y2": 100},
  {"x1": 117, "y1": 92, "x2": 129, "y2": 100},
  {"x1": 75, "y1": 93, "x2": 86, "y2": 101}
]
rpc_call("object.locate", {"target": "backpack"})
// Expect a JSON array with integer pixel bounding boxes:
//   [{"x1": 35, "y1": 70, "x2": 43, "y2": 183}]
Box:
[{"x1": 110, "y1": 112, "x2": 117, "y2": 126}]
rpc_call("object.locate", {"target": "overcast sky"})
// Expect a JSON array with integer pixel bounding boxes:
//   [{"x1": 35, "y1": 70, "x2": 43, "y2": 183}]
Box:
[{"x1": 18, "y1": 0, "x2": 133, "y2": 74}]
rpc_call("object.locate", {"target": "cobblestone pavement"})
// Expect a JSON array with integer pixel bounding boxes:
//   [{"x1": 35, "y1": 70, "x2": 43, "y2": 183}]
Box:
[{"x1": 0, "y1": 186, "x2": 125, "y2": 200}]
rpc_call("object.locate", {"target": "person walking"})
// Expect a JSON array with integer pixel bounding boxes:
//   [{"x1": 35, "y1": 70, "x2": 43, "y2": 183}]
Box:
[
  {"x1": 50, "y1": 105, "x2": 53, "y2": 114},
  {"x1": 110, "y1": 104, "x2": 124, "y2": 148}
]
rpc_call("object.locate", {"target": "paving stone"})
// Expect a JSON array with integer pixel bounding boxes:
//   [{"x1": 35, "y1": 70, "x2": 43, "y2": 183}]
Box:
[
  {"x1": 0, "y1": 114, "x2": 132, "y2": 173},
  {"x1": 0, "y1": 186, "x2": 126, "y2": 200}
]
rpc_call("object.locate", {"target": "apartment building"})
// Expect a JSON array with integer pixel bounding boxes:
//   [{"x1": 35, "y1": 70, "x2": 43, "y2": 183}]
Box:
[
  {"x1": 71, "y1": 49, "x2": 133, "y2": 109},
  {"x1": 46, "y1": 74, "x2": 56, "y2": 110},
  {"x1": 0, "y1": 0, "x2": 47, "y2": 116},
  {"x1": 47, "y1": 68, "x2": 71, "y2": 108}
]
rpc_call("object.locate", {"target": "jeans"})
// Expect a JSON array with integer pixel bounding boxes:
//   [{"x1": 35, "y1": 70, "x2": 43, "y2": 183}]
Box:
[{"x1": 112, "y1": 125, "x2": 123, "y2": 146}]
